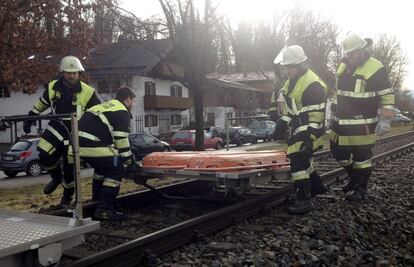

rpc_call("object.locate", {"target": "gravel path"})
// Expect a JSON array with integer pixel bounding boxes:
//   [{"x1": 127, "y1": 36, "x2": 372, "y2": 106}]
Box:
[{"x1": 158, "y1": 147, "x2": 414, "y2": 266}]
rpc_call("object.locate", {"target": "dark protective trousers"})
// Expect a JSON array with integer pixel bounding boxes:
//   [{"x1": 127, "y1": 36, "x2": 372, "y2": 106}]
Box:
[
  {"x1": 81, "y1": 156, "x2": 125, "y2": 209},
  {"x1": 288, "y1": 150, "x2": 314, "y2": 181},
  {"x1": 330, "y1": 140, "x2": 373, "y2": 179},
  {"x1": 37, "y1": 120, "x2": 74, "y2": 200}
]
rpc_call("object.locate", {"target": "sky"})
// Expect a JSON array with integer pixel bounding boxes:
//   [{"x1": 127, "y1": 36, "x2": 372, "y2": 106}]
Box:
[{"x1": 121, "y1": 0, "x2": 413, "y2": 90}]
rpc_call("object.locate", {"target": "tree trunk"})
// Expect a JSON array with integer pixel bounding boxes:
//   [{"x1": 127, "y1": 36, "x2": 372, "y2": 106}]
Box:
[{"x1": 192, "y1": 84, "x2": 205, "y2": 151}]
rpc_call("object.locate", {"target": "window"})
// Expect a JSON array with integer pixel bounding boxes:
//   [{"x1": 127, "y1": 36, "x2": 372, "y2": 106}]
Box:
[
  {"x1": 10, "y1": 141, "x2": 31, "y2": 151},
  {"x1": 172, "y1": 131, "x2": 190, "y2": 139},
  {"x1": 145, "y1": 114, "x2": 158, "y2": 127},
  {"x1": 145, "y1": 82, "x2": 156, "y2": 95},
  {"x1": 170, "y1": 85, "x2": 182, "y2": 97},
  {"x1": 142, "y1": 134, "x2": 156, "y2": 143},
  {"x1": 97, "y1": 80, "x2": 120, "y2": 94},
  {"x1": 0, "y1": 85, "x2": 10, "y2": 98},
  {"x1": 171, "y1": 114, "x2": 182, "y2": 125},
  {"x1": 129, "y1": 134, "x2": 144, "y2": 145}
]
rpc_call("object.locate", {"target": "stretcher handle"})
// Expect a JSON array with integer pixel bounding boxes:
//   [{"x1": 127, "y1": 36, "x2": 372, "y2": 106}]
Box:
[{"x1": 184, "y1": 162, "x2": 290, "y2": 172}]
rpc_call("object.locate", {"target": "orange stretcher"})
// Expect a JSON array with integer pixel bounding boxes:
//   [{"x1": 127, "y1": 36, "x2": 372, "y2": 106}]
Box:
[
  {"x1": 141, "y1": 151, "x2": 290, "y2": 193},
  {"x1": 142, "y1": 150, "x2": 289, "y2": 172}
]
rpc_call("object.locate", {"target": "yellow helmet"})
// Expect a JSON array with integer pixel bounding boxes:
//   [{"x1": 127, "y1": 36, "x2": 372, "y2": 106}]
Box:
[
  {"x1": 59, "y1": 56, "x2": 84, "y2": 72},
  {"x1": 342, "y1": 33, "x2": 369, "y2": 54},
  {"x1": 274, "y1": 45, "x2": 307, "y2": 66}
]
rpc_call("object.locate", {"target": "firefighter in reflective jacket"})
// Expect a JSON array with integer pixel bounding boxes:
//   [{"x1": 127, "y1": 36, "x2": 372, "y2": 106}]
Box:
[
  {"x1": 331, "y1": 33, "x2": 395, "y2": 201},
  {"x1": 273, "y1": 45, "x2": 328, "y2": 214},
  {"x1": 23, "y1": 56, "x2": 100, "y2": 207},
  {"x1": 75, "y1": 87, "x2": 140, "y2": 221}
]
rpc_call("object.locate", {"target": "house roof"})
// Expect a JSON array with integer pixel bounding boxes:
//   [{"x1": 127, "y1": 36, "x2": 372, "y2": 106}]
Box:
[
  {"x1": 86, "y1": 39, "x2": 173, "y2": 77},
  {"x1": 207, "y1": 71, "x2": 276, "y2": 83},
  {"x1": 206, "y1": 78, "x2": 266, "y2": 92}
]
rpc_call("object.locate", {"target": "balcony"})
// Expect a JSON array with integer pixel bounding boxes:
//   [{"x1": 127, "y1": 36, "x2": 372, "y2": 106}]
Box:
[{"x1": 144, "y1": 95, "x2": 193, "y2": 110}]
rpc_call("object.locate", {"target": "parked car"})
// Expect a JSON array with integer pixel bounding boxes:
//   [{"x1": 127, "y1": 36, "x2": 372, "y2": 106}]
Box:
[
  {"x1": 393, "y1": 112, "x2": 411, "y2": 123},
  {"x1": 248, "y1": 120, "x2": 276, "y2": 141},
  {"x1": 129, "y1": 133, "x2": 171, "y2": 160},
  {"x1": 0, "y1": 138, "x2": 43, "y2": 177},
  {"x1": 204, "y1": 126, "x2": 223, "y2": 137},
  {"x1": 170, "y1": 130, "x2": 223, "y2": 151},
  {"x1": 220, "y1": 126, "x2": 258, "y2": 146}
]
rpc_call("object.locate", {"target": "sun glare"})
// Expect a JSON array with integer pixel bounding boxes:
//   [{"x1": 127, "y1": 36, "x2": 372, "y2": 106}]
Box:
[{"x1": 218, "y1": 0, "x2": 293, "y2": 23}]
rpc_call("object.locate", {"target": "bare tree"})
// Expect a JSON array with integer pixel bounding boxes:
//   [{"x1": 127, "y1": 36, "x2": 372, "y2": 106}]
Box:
[
  {"x1": 0, "y1": 0, "x2": 119, "y2": 93},
  {"x1": 285, "y1": 8, "x2": 340, "y2": 88},
  {"x1": 159, "y1": 0, "x2": 220, "y2": 150},
  {"x1": 371, "y1": 34, "x2": 408, "y2": 92}
]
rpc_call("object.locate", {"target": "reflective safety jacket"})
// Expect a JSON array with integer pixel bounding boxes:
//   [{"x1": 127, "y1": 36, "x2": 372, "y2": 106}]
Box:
[
  {"x1": 330, "y1": 57, "x2": 394, "y2": 146},
  {"x1": 280, "y1": 69, "x2": 327, "y2": 155},
  {"x1": 31, "y1": 78, "x2": 100, "y2": 126},
  {"x1": 78, "y1": 99, "x2": 134, "y2": 166}
]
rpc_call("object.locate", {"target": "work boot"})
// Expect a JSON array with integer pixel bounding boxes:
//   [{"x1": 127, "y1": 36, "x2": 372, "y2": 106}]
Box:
[
  {"x1": 57, "y1": 196, "x2": 73, "y2": 209},
  {"x1": 346, "y1": 175, "x2": 369, "y2": 202},
  {"x1": 43, "y1": 169, "x2": 63, "y2": 194},
  {"x1": 93, "y1": 206, "x2": 124, "y2": 221},
  {"x1": 342, "y1": 175, "x2": 358, "y2": 193},
  {"x1": 288, "y1": 180, "x2": 314, "y2": 214},
  {"x1": 309, "y1": 172, "x2": 328, "y2": 197},
  {"x1": 93, "y1": 185, "x2": 123, "y2": 221}
]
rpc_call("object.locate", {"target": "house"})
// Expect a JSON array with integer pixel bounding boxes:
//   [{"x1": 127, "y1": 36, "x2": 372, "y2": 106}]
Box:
[
  {"x1": 0, "y1": 85, "x2": 44, "y2": 144},
  {"x1": 204, "y1": 71, "x2": 277, "y2": 127},
  {"x1": 86, "y1": 39, "x2": 192, "y2": 136}
]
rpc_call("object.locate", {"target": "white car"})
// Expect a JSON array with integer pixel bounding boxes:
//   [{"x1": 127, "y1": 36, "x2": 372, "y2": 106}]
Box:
[{"x1": 393, "y1": 113, "x2": 411, "y2": 123}]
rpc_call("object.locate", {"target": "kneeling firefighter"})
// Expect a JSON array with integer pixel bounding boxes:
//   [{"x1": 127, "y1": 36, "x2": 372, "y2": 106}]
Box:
[
  {"x1": 69, "y1": 87, "x2": 142, "y2": 221},
  {"x1": 273, "y1": 45, "x2": 328, "y2": 214}
]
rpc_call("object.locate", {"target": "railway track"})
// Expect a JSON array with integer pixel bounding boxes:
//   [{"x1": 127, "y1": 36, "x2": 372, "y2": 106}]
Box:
[{"x1": 49, "y1": 131, "x2": 414, "y2": 266}]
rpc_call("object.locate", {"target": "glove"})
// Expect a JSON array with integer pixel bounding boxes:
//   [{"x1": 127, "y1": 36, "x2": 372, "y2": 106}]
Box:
[
  {"x1": 300, "y1": 135, "x2": 313, "y2": 158},
  {"x1": 375, "y1": 118, "x2": 391, "y2": 136},
  {"x1": 274, "y1": 119, "x2": 288, "y2": 141},
  {"x1": 125, "y1": 161, "x2": 141, "y2": 178},
  {"x1": 125, "y1": 162, "x2": 147, "y2": 184},
  {"x1": 23, "y1": 111, "x2": 37, "y2": 134}
]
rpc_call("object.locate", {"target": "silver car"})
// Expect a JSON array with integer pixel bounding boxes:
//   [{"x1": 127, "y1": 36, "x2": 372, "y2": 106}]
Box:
[
  {"x1": 248, "y1": 120, "x2": 276, "y2": 142},
  {"x1": 0, "y1": 138, "x2": 43, "y2": 177}
]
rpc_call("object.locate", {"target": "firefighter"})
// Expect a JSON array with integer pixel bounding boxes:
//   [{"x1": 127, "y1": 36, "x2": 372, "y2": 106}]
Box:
[
  {"x1": 23, "y1": 56, "x2": 100, "y2": 207},
  {"x1": 331, "y1": 33, "x2": 395, "y2": 201},
  {"x1": 75, "y1": 87, "x2": 141, "y2": 221},
  {"x1": 273, "y1": 45, "x2": 328, "y2": 214}
]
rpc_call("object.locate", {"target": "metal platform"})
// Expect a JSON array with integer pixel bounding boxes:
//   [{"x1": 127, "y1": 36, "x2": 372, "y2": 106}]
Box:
[
  {"x1": 143, "y1": 166, "x2": 290, "y2": 192},
  {"x1": 0, "y1": 209, "x2": 99, "y2": 266}
]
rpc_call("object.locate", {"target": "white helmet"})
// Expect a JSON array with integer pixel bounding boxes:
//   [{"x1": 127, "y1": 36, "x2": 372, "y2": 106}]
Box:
[
  {"x1": 342, "y1": 33, "x2": 371, "y2": 54},
  {"x1": 274, "y1": 45, "x2": 307, "y2": 66},
  {"x1": 59, "y1": 56, "x2": 84, "y2": 72}
]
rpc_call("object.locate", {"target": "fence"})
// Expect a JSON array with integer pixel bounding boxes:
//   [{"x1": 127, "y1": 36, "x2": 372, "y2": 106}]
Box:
[
  {"x1": 227, "y1": 115, "x2": 270, "y2": 127},
  {"x1": 134, "y1": 115, "x2": 189, "y2": 136}
]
